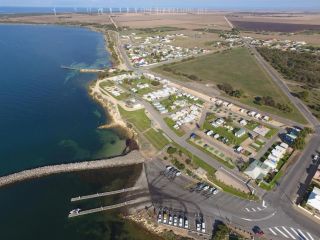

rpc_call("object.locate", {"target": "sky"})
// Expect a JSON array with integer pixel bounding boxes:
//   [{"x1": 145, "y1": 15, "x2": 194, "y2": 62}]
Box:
[{"x1": 0, "y1": 0, "x2": 320, "y2": 11}]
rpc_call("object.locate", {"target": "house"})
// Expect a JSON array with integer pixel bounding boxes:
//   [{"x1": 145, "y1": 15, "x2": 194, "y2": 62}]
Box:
[
  {"x1": 263, "y1": 116, "x2": 270, "y2": 121},
  {"x1": 239, "y1": 119, "x2": 248, "y2": 126},
  {"x1": 235, "y1": 146, "x2": 243, "y2": 153},
  {"x1": 264, "y1": 159, "x2": 277, "y2": 169},
  {"x1": 244, "y1": 160, "x2": 270, "y2": 180},
  {"x1": 307, "y1": 187, "x2": 320, "y2": 212},
  {"x1": 235, "y1": 128, "x2": 246, "y2": 138},
  {"x1": 313, "y1": 168, "x2": 320, "y2": 182}
]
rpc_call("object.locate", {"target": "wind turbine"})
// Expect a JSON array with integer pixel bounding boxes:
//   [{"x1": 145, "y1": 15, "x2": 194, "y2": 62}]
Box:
[{"x1": 53, "y1": 7, "x2": 56, "y2": 16}]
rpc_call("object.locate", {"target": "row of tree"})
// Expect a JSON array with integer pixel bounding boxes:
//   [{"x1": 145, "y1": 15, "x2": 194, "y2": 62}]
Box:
[
  {"x1": 217, "y1": 83, "x2": 243, "y2": 98},
  {"x1": 254, "y1": 96, "x2": 293, "y2": 113}
]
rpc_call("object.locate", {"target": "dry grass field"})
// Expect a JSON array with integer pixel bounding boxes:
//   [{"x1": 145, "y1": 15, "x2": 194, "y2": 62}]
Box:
[
  {"x1": 228, "y1": 12, "x2": 320, "y2": 25},
  {"x1": 115, "y1": 12, "x2": 231, "y2": 30},
  {"x1": 0, "y1": 13, "x2": 113, "y2": 25},
  {"x1": 0, "y1": 12, "x2": 232, "y2": 30}
]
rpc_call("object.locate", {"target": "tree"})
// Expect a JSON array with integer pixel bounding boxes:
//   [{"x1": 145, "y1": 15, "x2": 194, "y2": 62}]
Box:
[
  {"x1": 217, "y1": 83, "x2": 234, "y2": 95},
  {"x1": 212, "y1": 223, "x2": 230, "y2": 240},
  {"x1": 167, "y1": 147, "x2": 177, "y2": 155},
  {"x1": 292, "y1": 136, "x2": 305, "y2": 150}
]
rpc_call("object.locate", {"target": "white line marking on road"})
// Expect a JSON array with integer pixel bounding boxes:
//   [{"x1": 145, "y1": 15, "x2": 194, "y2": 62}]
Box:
[
  {"x1": 239, "y1": 211, "x2": 276, "y2": 222},
  {"x1": 257, "y1": 207, "x2": 262, "y2": 211},
  {"x1": 290, "y1": 228, "x2": 299, "y2": 237},
  {"x1": 252, "y1": 208, "x2": 256, "y2": 212},
  {"x1": 245, "y1": 208, "x2": 250, "y2": 212},
  {"x1": 297, "y1": 229, "x2": 308, "y2": 240},
  {"x1": 282, "y1": 226, "x2": 296, "y2": 239},
  {"x1": 275, "y1": 227, "x2": 289, "y2": 238},
  {"x1": 306, "y1": 232, "x2": 314, "y2": 240},
  {"x1": 269, "y1": 228, "x2": 277, "y2": 235},
  {"x1": 262, "y1": 200, "x2": 266, "y2": 208}
]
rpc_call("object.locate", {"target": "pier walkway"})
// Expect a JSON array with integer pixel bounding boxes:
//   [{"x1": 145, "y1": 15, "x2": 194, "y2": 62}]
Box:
[
  {"x1": 68, "y1": 196, "x2": 150, "y2": 218},
  {"x1": 61, "y1": 65, "x2": 105, "y2": 73},
  {"x1": 0, "y1": 151, "x2": 144, "y2": 188},
  {"x1": 71, "y1": 186, "x2": 142, "y2": 202}
]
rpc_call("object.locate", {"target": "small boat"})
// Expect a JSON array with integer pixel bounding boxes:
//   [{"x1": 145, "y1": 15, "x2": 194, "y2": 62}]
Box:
[{"x1": 69, "y1": 208, "x2": 81, "y2": 214}]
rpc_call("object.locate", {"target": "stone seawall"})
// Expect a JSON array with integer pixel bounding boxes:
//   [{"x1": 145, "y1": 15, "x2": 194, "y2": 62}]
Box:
[{"x1": 0, "y1": 150, "x2": 144, "y2": 188}]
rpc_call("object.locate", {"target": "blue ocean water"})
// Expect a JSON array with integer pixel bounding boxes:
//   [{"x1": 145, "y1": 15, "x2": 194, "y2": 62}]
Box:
[
  {"x1": 0, "y1": 24, "x2": 125, "y2": 176},
  {"x1": 0, "y1": 24, "x2": 159, "y2": 240}
]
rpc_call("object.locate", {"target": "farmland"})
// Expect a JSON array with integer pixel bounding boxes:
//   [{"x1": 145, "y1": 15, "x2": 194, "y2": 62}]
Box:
[{"x1": 154, "y1": 47, "x2": 306, "y2": 123}]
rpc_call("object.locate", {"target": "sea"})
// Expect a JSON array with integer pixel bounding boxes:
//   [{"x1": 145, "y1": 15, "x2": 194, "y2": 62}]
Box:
[{"x1": 0, "y1": 24, "x2": 159, "y2": 240}]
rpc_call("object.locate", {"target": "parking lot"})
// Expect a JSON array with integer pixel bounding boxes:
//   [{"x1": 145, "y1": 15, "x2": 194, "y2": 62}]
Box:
[{"x1": 156, "y1": 206, "x2": 212, "y2": 237}]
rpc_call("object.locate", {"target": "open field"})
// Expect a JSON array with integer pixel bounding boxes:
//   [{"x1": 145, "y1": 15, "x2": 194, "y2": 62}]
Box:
[
  {"x1": 154, "y1": 47, "x2": 306, "y2": 123},
  {"x1": 118, "y1": 106, "x2": 151, "y2": 132},
  {"x1": 144, "y1": 129, "x2": 170, "y2": 150},
  {"x1": 228, "y1": 13, "x2": 320, "y2": 25},
  {"x1": 0, "y1": 12, "x2": 231, "y2": 30},
  {"x1": 231, "y1": 20, "x2": 320, "y2": 33},
  {"x1": 0, "y1": 13, "x2": 113, "y2": 25},
  {"x1": 115, "y1": 13, "x2": 231, "y2": 30}
]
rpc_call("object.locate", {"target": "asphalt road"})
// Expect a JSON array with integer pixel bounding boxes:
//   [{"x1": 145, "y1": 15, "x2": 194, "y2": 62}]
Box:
[
  {"x1": 139, "y1": 99, "x2": 261, "y2": 195},
  {"x1": 145, "y1": 159, "x2": 320, "y2": 239},
  {"x1": 249, "y1": 46, "x2": 319, "y2": 128},
  {"x1": 116, "y1": 33, "x2": 320, "y2": 238}
]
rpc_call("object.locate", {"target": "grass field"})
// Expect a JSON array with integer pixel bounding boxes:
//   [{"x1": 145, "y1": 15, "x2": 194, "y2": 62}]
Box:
[
  {"x1": 154, "y1": 47, "x2": 306, "y2": 124},
  {"x1": 144, "y1": 129, "x2": 170, "y2": 150},
  {"x1": 118, "y1": 106, "x2": 151, "y2": 132},
  {"x1": 203, "y1": 121, "x2": 248, "y2": 146}
]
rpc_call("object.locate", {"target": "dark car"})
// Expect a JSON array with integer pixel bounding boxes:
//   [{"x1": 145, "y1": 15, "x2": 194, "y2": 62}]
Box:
[{"x1": 252, "y1": 226, "x2": 264, "y2": 236}]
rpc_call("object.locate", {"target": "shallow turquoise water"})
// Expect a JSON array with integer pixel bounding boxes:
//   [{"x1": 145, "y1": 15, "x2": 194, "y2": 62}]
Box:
[{"x1": 0, "y1": 25, "x2": 157, "y2": 240}]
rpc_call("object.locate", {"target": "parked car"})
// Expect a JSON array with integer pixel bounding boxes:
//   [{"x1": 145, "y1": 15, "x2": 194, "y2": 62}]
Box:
[
  {"x1": 168, "y1": 214, "x2": 173, "y2": 225},
  {"x1": 173, "y1": 216, "x2": 178, "y2": 226},
  {"x1": 157, "y1": 212, "x2": 162, "y2": 223},
  {"x1": 184, "y1": 218, "x2": 189, "y2": 229},
  {"x1": 201, "y1": 222, "x2": 206, "y2": 233},
  {"x1": 179, "y1": 217, "x2": 183, "y2": 227},
  {"x1": 313, "y1": 154, "x2": 319, "y2": 161},
  {"x1": 253, "y1": 226, "x2": 264, "y2": 236},
  {"x1": 196, "y1": 222, "x2": 201, "y2": 232}
]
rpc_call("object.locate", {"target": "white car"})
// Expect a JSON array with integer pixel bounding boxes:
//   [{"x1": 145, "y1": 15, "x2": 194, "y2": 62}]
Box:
[
  {"x1": 206, "y1": 130, "x2": 214, "y2": 136},
  {"x1": 196, "y1": 222, "x2": 201, "y2": 232},
  {"x1": 202, "y1": 222, "x2": 206, "y2": 233},
  {"x1": 173, "y1": 216, "x2": 178, "y2": 226},
  {"x1": 157, "y1": 213, "x2": 162, "y2": 223},
  {"x1": 313, "y1": 154, "x2": 319, "y2": 161},
  {"x1": 213, "y1": 189, "x2": 219, "y2": 195},
  {"x1": 202, "y1": 185, "x2": 210, "y2": 191},
  {"x1": 179, "y1": 217, "x2": 183, "y2": 227},
  {"x1": 168, "y1": 215, "x2": 173, "y2": 225},
  {"x1": 184, "y1": 219, "x2": 189, "y2": 229},
  {"x1": 175, "y1": 171, "x2": 181, "y2": 176}
]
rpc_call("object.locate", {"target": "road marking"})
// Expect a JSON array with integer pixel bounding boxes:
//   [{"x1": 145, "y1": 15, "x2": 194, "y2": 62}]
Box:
[
  {"x1": 274, "y1": 227, "x2": 289, "y2": 238},
  {"x1": 245, "y1": 208, "x2": 250, "y2": 212},
  {"x1": 257, "y1": 207, "x2": 262, "y2": 211},
  {"x1": 262, "y1": 200, "x2": 266, "y2": 208},
  {"x1": 297, "y1": 229, "x2": 308, "y2": 240},
  {"x1": 269, "y1": 228, "x2": 277, "y2": 235},
  {"x1": 239, "y1": 211, "x2": 276, "y2": 222},
  {"x1": 282, "y1": 227, "x2": 296, "y2": 239},
  {"x1": 290, "y1": 228, "x2": 299, "y2": 237},
  {"x1": 306, "y1": 232, "x2": 314, "y2": 240},
  {"x1": 251, "y1": 208, "x2": 256, "y2": 212}
]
